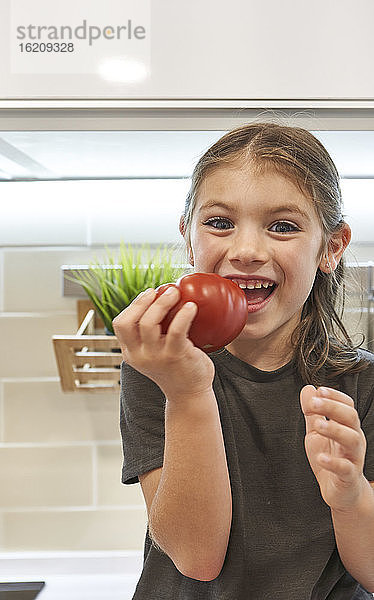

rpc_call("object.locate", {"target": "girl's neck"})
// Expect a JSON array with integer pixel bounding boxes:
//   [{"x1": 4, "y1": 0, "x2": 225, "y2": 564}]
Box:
[{"x1": 226, "y1": 333, "x2": 295, "y2": 372}]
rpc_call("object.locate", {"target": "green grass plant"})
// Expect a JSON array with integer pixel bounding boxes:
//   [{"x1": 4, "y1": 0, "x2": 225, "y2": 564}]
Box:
[{"x1": 67, "y1": 242, "x2": 186, "y2": 334}]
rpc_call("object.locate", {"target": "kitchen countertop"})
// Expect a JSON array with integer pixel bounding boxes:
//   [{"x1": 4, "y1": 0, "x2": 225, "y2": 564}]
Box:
[{"x1": 0, "y1": 551, "x2": 143, "y2": 600}]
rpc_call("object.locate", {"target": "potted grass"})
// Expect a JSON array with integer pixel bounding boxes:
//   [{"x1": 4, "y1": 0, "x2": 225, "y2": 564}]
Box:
[
  {"x1": 67, "y1": 242, "x2": 187, "y2": 335},
  {"x1": 53, "y1": 242, "x2": 187, "y2": 392}
]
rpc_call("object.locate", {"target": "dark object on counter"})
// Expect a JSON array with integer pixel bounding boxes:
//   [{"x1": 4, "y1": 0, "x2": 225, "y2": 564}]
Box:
[{"x1": 0, "y1": 582, "x2": 45, "y2": 600}]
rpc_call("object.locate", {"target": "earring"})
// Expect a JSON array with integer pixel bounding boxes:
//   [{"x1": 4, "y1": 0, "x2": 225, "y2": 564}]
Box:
[{"x1": 325, "y1": 255, "x2": 336, "y2": 272}]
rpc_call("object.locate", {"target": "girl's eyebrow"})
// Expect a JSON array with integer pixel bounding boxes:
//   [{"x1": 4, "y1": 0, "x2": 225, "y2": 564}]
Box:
[
  {"x1": 198, "y1": 201, "x2": 230, "y2": 213},
  {"x1": 268, "y1": 204, "x2": 311, "y2": 221},
  {"x1": 198, "y1": 201, "x2": 311, "y2": 221}
]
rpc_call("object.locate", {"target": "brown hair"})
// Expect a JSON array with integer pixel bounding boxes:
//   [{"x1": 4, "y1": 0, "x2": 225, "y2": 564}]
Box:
[{"x1": 182, "y1": 121, "x2": 369, "y2": 387}]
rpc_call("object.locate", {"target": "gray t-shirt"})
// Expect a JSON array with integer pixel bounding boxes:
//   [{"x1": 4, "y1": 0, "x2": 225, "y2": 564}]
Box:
[{"x1": 120, "y1": 347, "x2": 374, "y2": 600}]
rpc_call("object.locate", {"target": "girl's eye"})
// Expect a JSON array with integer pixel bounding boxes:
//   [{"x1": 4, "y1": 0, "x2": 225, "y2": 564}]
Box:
[
  {"x1": 203, "y1": 217, "x2": 233, "y2": 230},
  {"x1": 270, "y1": 221, "x2": 299, "y2": 233}
]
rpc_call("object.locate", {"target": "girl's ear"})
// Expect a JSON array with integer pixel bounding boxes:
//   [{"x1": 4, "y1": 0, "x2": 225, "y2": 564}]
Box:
[
  {"x1": 179, "y1": 215, "x2": 194, "y2": 265},
  {"x1": 179, "y1": 214, "x2": 185, "y2": 237},
  {"x1": 319, "y1": 223, "x2": 351, "y2": 273}
]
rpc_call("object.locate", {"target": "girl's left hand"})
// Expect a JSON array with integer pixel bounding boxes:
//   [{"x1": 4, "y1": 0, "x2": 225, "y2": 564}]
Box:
[{"x1": 300, "y1": 385, "x2": 368, "y2": 512}]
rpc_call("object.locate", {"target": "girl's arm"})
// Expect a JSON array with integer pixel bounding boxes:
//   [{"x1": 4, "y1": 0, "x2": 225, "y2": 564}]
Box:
[
  {"x1": 147, "y1": 388, "x2": 232, "y2": 581},
  {"x1": 113, "y1": 287, "x2": 232, "y2": 581},
  {"x1": 330, "y1": 480, "x2": 374, "y2": 593},
  {"x1": 300, "y1": 385, "x2": 374, "y2": 593}
]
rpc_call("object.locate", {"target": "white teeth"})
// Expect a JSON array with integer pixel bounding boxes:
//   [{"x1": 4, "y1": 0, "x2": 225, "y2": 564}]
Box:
[{"x1": 232, "y1": 278, "x2": 275, "y2": 289}]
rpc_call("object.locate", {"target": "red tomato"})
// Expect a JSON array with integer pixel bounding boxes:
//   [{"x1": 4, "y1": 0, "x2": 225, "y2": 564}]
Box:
[{"x1": 155, "y1": 273, "x2": 247, "y2": 353}]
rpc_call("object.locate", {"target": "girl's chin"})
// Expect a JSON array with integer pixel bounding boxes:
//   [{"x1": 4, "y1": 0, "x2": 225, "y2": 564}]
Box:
[
  {"x1": 239, "y1": 322, "x2": 270, "y2": 337},
  {"x1": 230, "y1": 311, "x2": 302, "y2": 350},
  {"x1": 229, "y1": 328, "x2": 270, "y2": 347},
  {"x1": 231, "y1": 319, "x2": 289, "y2": 346}
]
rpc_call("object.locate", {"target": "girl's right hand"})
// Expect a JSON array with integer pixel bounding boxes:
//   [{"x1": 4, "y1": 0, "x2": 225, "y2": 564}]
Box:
[{"x1": 112, "y1": 287, "x2": 215, "y2": 401}]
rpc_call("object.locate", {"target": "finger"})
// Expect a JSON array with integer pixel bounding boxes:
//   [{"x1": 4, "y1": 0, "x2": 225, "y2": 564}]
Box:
[
  {"x1": 138, "y1": 286, "x2": 181, "y2": 345},
  {"x1": 113, "y1": 288, "x2": 156, "y2": 327},
  {"x1": 164, "y1": 301, "x2": 198, "y2": 353},
  {"x1": 112, "y1": 288, "x2": 156, "y2": 351},
  {"x1": 306, "y1": 396, "x2": 361, "y2": 431},
  {"x1": 314, "y1": 418, "x2": 365, "y2": 460},
  {"x1": 300, "y1": 385, "x2": 316, "y2": 408},
  {"x1": 300, "y1": 385, "x2": 320, "y2": 434},
  {"x1": 316, "y1": 453, "x2": 356, "y2": 483},
  {"x1": 317, "y1": 386, "x2": 355, "y2": 408}
]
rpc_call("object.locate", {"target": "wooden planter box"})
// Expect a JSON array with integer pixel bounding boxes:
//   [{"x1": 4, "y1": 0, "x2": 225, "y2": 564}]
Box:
[{"x1": 53, "y1": 300, "x2": 122, "y2": 392}]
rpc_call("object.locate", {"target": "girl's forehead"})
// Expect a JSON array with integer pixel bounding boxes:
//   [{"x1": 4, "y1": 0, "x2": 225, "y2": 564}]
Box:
[{"x1": 196, "y1": 165, "x2": 313, "y2": 210}]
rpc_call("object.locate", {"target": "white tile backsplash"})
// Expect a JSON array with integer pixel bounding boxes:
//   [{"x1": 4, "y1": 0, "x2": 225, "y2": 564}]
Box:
[
  {"x1": 3, "y1": 381, "x2": 120, "y2": 443},
  {"x1": 96, "y1": 445, "x2": 145, "y2": 507},
  {"x1": 0, "y1": 312, "x2": 76, "y2": 377},
  {"x1": 3, "y1": 249, "x2": 97, "y2": 312},
  {"x1": 0, "y1": 250, "x2": 4, "y2": 311},
  {"x1": 0, "y1": 446, "x2": 93, "y2": 508},
  {"x1": 348, "y1": 244, "x2": 374, "y2": 263},
  {"x1": 2, "y1": 509, "x2": 147, "y2": 551}
]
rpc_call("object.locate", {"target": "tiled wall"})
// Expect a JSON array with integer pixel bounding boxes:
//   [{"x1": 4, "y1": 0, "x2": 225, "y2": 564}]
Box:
[
  {"x1": 0, "y1": 179, "x2": 189, "y2": 552},
  {"x1": 0, "y1": 180, "x2": 373, "y2": 552},
  {"x1": 0, "y1": 244, "x2": 154, "y2": 552}
]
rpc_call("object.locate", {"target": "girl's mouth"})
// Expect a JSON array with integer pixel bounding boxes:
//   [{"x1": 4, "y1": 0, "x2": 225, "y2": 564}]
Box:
[
  {"x1": 226, "y1": 277, "x2": 278, "y2": 314},
  {"x1": 244, "y1": 284, "x2": 274, "y2": 304},
  {"x1": 243, "y1": 284, "x2": 277, "y2": 313}
]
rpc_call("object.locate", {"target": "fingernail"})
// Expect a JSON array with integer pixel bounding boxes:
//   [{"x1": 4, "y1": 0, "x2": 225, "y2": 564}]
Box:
[
  {"x1": 312, "y1": 397, "x2": 323, "y2": 409},
  {"x1": 164, "y1": 286, "x2": 177, "y2": 295},
  {"x1": 184, "y1": 302, "x2": 196, "y2": 309},
  {"x1": 318, "y1": 387, "x2": 329, "y2": 397},
  {"x1": 320, "y1": 453, "x2": 330, "y2": 463}
]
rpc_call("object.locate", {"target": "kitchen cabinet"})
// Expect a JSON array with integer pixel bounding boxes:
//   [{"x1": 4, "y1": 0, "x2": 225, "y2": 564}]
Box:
[{"x1": 1, "y1": 0, "x2": 374, "y2": 101}]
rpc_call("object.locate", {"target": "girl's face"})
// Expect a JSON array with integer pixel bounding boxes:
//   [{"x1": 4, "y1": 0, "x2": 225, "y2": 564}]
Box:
[{"x1": 187, "y1": 164, "x2": 326, "y2": 364}]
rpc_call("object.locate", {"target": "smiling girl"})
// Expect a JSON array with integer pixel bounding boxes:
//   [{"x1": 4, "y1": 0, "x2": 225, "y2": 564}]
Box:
[{"x1": 113, "y1": 122, "x2": 374, "y2": 600}]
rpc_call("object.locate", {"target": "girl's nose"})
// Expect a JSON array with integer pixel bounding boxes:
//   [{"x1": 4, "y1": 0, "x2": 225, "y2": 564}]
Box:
[{"x1": 227, "y1": 231, "x2": 270, "y2": 266}]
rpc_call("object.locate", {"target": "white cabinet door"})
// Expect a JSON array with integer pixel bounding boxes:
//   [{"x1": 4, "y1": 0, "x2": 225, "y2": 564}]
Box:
[{"x1": 1, "y1": 0, "x2": 374, "y2": 100}]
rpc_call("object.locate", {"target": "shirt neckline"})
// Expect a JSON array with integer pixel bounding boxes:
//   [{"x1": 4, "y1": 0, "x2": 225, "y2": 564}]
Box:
[{"x1": 210, "y1": 347, "x2": 296, "y2": 382}]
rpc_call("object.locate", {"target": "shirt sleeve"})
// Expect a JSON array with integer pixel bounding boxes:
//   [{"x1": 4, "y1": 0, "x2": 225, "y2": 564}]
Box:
[
  {"x1": 361, "y1": 385, "x2": 374, "y2": 482},
  {"x1": 356, "y1": 351, "x2": 374, "y2": 482},
  {"x1": 120, "y1": 361, "x2": 166, "y2": 485}
]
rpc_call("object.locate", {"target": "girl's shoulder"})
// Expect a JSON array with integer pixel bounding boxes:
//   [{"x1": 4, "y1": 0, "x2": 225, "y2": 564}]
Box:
[
  {"x1": 325, "y1": 346, "x2": 374, "y2": 416},
  {"x1": 356, "y1": 347, "x2": 374, "y2": 368},
  {"x1": 352, "y1": 347, "x2": 374, "y2": 415}
]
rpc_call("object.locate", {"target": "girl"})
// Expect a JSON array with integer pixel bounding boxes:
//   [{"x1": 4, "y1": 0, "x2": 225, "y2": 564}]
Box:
[{"x1": 113, "y1": 122, "x2": 374, "y2": 600}]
